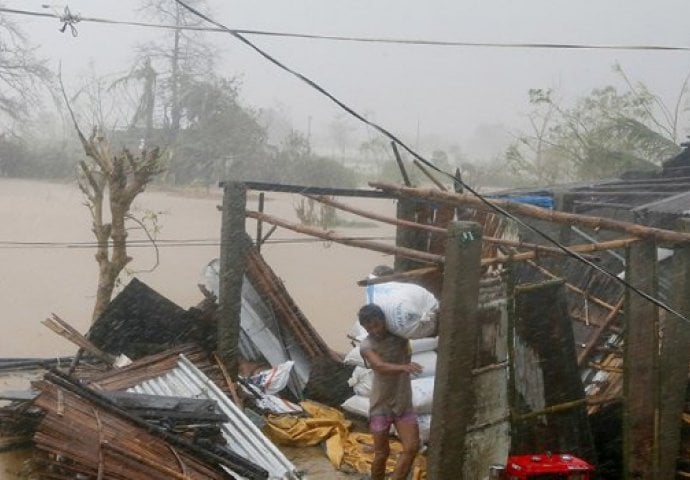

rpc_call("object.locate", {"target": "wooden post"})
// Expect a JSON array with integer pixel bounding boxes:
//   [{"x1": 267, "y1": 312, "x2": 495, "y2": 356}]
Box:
[
  {"x1": 391, "y1": 141, "x2": 411, "y2": 186},
  {"x1": 395, "y1": 198, "x2": 425, "y2": 271},
  {"x1": 218, "y1": 182, "x2": 248, "y2": 379},
  {"x1": 657, "y1": 219, "x2": 690, "y2": 479},
  {"x1": 554, "y1": 192, "x2": 575, "y2": 245},
  {"x1": 428, "y1": 221, "x2": 482, "y2": 480},
  {"x1": 623, "y1": 239, "x2": 659, "y2": 480},
  {"x1": 511, "y1": 280, "x2": 596, "y2": 463},
  {"x1": 256, "y1": 192, "x2": 265, "y2": 252}
]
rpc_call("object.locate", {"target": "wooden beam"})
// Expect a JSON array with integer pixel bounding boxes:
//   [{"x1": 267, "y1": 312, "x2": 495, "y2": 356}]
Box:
[
  {"x1": 238, "y1": 180, "x2": 396, "y2": 198},
  {"x1": 308, "y1": 194, "x2": 634, "y2": 258},
  {"x1": 412, "y1": 159, "x2": 448, "y2": 191},
  {"x1": 370, "y1": 182, "x2": 690, "y2": 245},
  {"x1": 246, "y1": 210, "x2": 443, "y2": 264}
]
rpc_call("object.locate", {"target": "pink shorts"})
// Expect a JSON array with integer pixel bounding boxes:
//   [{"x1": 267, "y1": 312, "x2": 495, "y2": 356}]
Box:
[{"x1": 369, "y1": 411, "x2": 418, "y2": 433}]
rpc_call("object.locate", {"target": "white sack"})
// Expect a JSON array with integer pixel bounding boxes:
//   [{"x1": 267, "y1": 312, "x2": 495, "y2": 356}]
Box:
[
  {"x1": 411, "y1": 351, "x2": 437, "y2": 378},
  {"x1": 344, "y1": 346, "x2": 366, "y2": 367},
  {"x1": 410, "y1": 337, "x2": 439, "y2": 353},
  {"x1": 411, "y1": 377, "x2": 435, "y2": 414},
  {"x1": 341, "y1": 394, "x2": 370, "y2": 418},
  {"x1": 347, "y1": 366, "x2": 374, "y2": 397},
  {"x1": 366, "y1": 281, "x2": 439, "y2": 339},
  {"x1": 249, "y1": 360, "x2": 295, "y2": 395},
  {"x1": 417, "y1": 414, "x2": 432, "y2": 444},
  {"x1": 348, "y1": 320, "x2": 368, "y2": 342}
]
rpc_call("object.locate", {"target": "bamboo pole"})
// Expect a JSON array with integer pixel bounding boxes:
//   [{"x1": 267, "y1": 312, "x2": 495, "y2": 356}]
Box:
[
  {"x1": 307, "y1": 194, "x2": 631, "y2": 258},
  {"x1": 246, "y1": 210, "x2": 443, "y2": 264},
  {"x1": 412, "y1": 159, "x2": 447, "y2": 191},
  {"x1": 356, "y1": 266, "x2": 439, "y2": 286},
  {"x1": 568, "y1": 190, "x2": 670, "y2": 196},
  {"x1": 577, "y1": 298, "x2": 625, "y2": 366},
  {"x1": 513, "y1": 394, "x2": 623, "y2": 422},
  {"x1": 526, "y1": 259, "x2": 621, "y2": 312},
  {"x1": 370, "y1": 182, "x2": 690, "y2": 245}
]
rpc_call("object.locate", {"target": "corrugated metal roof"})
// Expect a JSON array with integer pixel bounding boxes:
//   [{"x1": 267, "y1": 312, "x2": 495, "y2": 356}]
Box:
[{"x1": 128, "y1": 354, "x2": 300, "y2": 480}]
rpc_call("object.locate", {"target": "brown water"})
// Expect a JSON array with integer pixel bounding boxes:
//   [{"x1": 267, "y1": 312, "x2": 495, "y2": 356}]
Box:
[{"x1": 0, "y1": 178, "x2": 396, "y2": 357}]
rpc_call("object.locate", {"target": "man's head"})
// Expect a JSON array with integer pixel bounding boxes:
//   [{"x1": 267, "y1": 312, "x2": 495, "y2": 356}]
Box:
[
  {"x1": 372, "y1": 265, "x2": 394, "y2": 277},
  {"x1": 358, "y1": 303, "x2": 387, "y2": 339}
]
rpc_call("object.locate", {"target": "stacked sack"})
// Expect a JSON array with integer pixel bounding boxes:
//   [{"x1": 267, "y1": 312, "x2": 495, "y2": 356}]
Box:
[{"x1": 341, "y1": 281, "x2": 439, "y2": 443}]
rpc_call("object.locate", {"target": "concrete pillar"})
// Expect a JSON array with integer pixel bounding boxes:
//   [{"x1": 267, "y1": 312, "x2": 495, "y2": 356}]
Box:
[
  {"x1": 623, "y1": 239, "x2": 659, "y2": 479},
  {"x1": 218, "y1": 182, "x2": 247, "y2": 379},
  {"x1": 658, "y1": 219, "x2": 690, "y2": 479},
  {"x1": 428, "y1": 221, "x2": 482, "y2": 480}
]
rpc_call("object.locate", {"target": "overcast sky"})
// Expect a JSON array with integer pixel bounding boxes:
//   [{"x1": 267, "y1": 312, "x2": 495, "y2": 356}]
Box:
[{"x1": 4, "y1": 0, "x2": 690, "y2": 159}]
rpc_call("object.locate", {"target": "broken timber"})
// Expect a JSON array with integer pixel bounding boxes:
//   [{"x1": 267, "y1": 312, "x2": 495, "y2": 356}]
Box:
[
  {"x1": 370, "y1": 182, "x2": 690, "y2": 245},
  {"x1": 246, "y1": 210, "x2": 443, "y2": 264},
  {"x1": 307, "y1": 194, "x2": 637, "y2": 259}
]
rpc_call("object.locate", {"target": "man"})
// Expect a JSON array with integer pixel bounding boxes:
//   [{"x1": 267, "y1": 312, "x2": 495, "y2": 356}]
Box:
[{"x1": 358, "y1": 303, "x2": 422, "y2": 480}]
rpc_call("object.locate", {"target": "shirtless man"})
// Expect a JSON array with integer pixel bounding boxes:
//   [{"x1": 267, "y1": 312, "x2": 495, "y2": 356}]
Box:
[{"x1": 358, "y1": 304, "x2": 422, "y2": 480}]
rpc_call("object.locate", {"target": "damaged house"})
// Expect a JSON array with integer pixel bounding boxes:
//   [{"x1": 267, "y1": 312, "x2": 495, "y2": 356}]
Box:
[{"x1": 1, "y1": 144, "x2": 690, "y2": 479}]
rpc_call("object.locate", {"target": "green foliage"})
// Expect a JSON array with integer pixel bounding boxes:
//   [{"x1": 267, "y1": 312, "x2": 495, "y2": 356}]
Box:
[
  {"x1": 228, "y1": 130, "x2": 358, "y2": 188},
  {"x1": 171, "y1": 76, "x2": 267, "y2": 185},
  {"x1": 507, "y1": 69, "x2": 687, "y2": 183},
  {"x1": 0, "y1": 134, "x2": 79, "y2": 179}
]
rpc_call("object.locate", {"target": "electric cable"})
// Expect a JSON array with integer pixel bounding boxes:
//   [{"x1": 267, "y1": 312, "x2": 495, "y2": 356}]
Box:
[
  {"x1": 174, "y1": 0, "x2": 690, "y2": 323},
  {"x1": 0, "y1": 236, "x2": 397, "y2": 249},
  {"x1": 1, "y1": 6, "x2": 689, "y2": 51}
]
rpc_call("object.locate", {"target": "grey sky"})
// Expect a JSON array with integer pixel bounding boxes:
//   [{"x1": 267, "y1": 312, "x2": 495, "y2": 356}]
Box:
[{"x1": 5, "y1": 0, "x2": 690, "y2": 159}]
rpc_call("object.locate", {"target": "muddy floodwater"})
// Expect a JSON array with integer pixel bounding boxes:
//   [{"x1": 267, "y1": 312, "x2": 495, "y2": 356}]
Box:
[
  {"x1": 0, "y1": 177, "x2": 396, "y2": 479},
  {"x1": 0, "y1": 177, "x2": 396, "y2": 357}
]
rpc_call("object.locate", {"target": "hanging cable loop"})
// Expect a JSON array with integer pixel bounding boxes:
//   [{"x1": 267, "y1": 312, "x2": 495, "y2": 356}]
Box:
[{"x1": 59, "y1": 6, "x2": 80, "y2": 37}]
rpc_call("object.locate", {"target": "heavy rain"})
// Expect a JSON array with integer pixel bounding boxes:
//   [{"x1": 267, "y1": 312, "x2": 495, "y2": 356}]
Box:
[{"x1": 0, "y1": 1, "x2": 689, "y2": 479}]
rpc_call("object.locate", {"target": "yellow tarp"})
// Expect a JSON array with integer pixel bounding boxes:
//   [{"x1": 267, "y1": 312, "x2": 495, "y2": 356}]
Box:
[{"x1": 264, "y1": 400, "x2": 426, "y2": 479}]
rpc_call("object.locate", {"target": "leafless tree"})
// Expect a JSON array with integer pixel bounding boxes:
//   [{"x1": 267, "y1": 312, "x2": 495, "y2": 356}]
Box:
[{"x1": 60, "y1": 76, "x2": 165, "y2": 322}]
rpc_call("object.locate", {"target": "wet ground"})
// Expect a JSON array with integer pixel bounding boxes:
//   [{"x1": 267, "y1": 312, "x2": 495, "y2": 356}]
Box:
[{"x1": 281, "y1": 445, "x2": 363, "y2": 479}]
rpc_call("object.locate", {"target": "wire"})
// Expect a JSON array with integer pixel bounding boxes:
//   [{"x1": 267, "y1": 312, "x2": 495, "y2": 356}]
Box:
[
  {"x1": 174, "y1": 0, "x2": 690, "y2": 323},
  {"x1": 0, "y1": 236, "x2": 397, "y2": 249},
  {"x1": 2, "y1": 6, "x2": 690, "y2": 52}
]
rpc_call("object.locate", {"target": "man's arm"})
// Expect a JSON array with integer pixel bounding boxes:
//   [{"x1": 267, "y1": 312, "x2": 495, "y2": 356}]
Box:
[{"x1": 362, "y1": 349, "x2": 423, "y2": 375}]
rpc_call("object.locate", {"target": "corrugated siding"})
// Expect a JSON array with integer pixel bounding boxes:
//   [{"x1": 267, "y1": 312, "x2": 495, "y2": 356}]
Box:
[{"x1": 128, "y1": 354, "x2": 299, "y2": 480}]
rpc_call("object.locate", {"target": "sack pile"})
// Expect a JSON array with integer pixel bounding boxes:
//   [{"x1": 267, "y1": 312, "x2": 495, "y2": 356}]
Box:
[{"x1": 341, "y1": 281, "x2": 440, "y2": 443}]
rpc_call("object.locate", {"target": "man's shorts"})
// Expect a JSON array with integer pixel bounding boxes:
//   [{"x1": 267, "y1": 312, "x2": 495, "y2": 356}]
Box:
[{"x1": 369, "y1": 411, "x2": 418, "y2": 433}]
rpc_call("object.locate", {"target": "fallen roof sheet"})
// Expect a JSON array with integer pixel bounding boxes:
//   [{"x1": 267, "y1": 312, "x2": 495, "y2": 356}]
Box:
[
  {"x1": 33, "y1": 376, "x2": 253, "y2": 480},
  {"x1": 127, "y1": 354, "x2": 300, "y2": 480}
]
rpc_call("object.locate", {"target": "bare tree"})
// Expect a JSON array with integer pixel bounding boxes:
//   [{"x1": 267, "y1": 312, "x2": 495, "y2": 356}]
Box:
[
  {"x1": 61, "y1": 77, "x2": 165, "y2": 322},
  {"x1": 0, "y1": 13, "x2": 52, "y2": 123},
  {"x1": 136, "y1": 0, "x2": 216, "y2": 143}
]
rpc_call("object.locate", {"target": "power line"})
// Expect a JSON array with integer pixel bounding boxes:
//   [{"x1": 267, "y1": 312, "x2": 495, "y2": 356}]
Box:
[
  {"x1": 173, "y1": 0, "x2": 690, "y2": 324},
  {"x1": 1, "y1": 6, "x2": 690, "y2": 51},
  {"x1": 0, "y1": 236, "x2": 397, "y2": 249}
]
